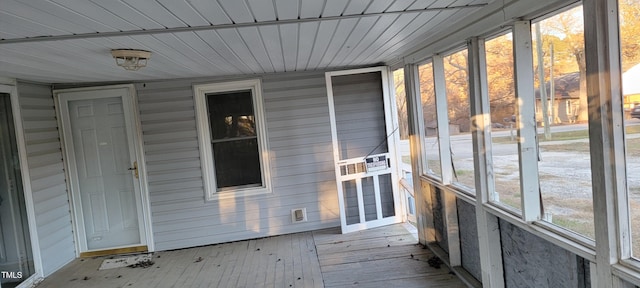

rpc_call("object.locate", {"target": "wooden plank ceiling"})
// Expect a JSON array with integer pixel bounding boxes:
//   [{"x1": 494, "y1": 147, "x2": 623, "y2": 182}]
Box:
[{"x1": 0, "y1": 0, "x2": 490, "y2": 83}]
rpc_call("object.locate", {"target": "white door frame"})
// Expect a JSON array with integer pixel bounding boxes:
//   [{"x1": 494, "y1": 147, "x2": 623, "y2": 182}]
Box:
[
  {"x1": 325, "y1": 66, "x2": 403, "y2": 233},
  {"x1": 0, "y1": 83, "x2": 43, "y2": 288},
  {"x1": 54, "y1": 84, "x2": 154, "y2": 255}
]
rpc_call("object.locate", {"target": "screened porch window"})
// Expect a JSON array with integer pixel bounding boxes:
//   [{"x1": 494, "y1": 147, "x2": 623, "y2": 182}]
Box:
[{"x1": 194, "y1": 79, "x2": 271, "y2": 200}]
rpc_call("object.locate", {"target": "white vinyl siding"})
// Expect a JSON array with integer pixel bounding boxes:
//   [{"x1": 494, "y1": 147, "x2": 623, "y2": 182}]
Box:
[
  {"x1": 17, "y1": 82, "x2": 75, "y2": 276},
  {"x1": 136, "y1": 71, "x2": 340, "y2": 251}
]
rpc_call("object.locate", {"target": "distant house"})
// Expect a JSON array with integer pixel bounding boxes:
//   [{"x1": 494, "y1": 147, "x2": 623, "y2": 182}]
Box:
[
  {"x1": 623, "y1": 63, "x2": 640, "y2": 110},
  {"x1": 534, "y1": 66, "x2": 640, "y2": 123},
  {"x1": 535, "y1": 72, "x2": 581, "y2": 124},
  {"x1": 424, "y1": 121, "x2": 461, "y2": 136}
]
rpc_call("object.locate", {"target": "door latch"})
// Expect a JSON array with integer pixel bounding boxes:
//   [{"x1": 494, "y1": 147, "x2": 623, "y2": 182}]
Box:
[{"x1": 128, "y1": 161, "x2": 138, "y2": 179}]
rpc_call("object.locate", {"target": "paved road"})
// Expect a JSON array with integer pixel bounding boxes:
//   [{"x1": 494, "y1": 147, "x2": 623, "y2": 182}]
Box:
[{"x1": 399, "y1": 119, "x2": 640, "y2": 159}]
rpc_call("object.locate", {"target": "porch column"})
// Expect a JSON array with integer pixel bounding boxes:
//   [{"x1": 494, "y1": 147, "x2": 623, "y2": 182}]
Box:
[
  {"x1": 583, "y1": 0, "x2": 628, "y2": 286},
  {"x1": 432, "y1": 55, "x2": 453, "y2": 185},
  {"x1": 404, "y1": 63, "x2": 436, "y2": 244},
  {"x1": 468, "y1": 37, "x2": 505, "y2": 288},
  {"x1": 513, "y1": 20, "x2": 542, "y2": 222}
]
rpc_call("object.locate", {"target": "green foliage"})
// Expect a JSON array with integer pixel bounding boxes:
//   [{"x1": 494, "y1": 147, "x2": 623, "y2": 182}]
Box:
[{"x1": 492, "y1": 125, "x2": 640, "y2": 144}]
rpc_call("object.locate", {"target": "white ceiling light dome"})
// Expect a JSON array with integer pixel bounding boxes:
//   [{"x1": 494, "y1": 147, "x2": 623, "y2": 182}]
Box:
[{"x1": 111, "y1": 49, "x2": 151, "y2": 71}]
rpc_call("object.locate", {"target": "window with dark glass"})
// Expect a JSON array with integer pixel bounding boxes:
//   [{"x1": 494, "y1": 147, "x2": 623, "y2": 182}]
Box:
[{"x1": 206, "y1": 90, "x2": 263, "y2": 190}]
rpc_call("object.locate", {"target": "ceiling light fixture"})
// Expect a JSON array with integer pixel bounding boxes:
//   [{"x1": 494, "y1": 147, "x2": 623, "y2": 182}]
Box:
[{"x1": 111, "y1": 49, "x2": 151, "y2": 71}]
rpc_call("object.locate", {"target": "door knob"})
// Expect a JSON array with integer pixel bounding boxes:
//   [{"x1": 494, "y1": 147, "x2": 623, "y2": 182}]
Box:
[{"x1": 128, "y1": 161, "x2": 138, "y2": 179}]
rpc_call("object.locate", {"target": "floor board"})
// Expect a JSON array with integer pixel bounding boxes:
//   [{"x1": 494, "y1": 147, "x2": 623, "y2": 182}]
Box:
[
  {"x1": 36, "y1": 224, "x2": 467, "y2": 288},
  {"x1": 316, "y1": 224, "x2": 466, "y2": 288}
]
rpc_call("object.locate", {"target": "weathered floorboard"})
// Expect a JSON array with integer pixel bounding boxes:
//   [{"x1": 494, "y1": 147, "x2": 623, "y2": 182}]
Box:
[
  {"x1": 315, "y1": 223, "x2": 466, "y2": 288},
  {"x1": 36, "y1": 224, "x2": 466, "y2": 287}
]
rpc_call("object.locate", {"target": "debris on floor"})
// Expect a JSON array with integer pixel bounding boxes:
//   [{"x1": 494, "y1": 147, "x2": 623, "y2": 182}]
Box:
[
  {"x1": 127, "y1": 259, "x2": 155, "y2": 268},
  {"x1": 427, "y1": 256, "x2": 444, "y2": 269},
  {"x1": 98, "y1": 253, "x2": 153, "y2": 270}
]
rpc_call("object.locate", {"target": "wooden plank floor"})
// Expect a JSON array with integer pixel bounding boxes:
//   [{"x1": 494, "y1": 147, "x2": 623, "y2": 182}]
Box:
[
  {"x1": 36, "y1": 224, "x2": 466, "y2": 288},
  {"x1": 314, "y1": 224, "x2": 466, "y2": 288}
]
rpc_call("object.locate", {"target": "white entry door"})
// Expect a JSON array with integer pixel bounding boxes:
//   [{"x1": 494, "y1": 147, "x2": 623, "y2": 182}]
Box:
[
  {"x1": 326, "y1": 67, "x2": 402, "y2": 234},
  {"x1": 57, "y1": 86, "x2": 147, "y2": 253}
]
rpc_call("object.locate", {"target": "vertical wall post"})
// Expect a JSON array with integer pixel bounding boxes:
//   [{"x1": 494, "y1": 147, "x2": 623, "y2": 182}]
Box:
[
  {"x1": 444, "y1": 190, "x2": 462, "y2": 267},
  {"x1": 513, "y1": 21, "x2": 542, "y2": 222},
  {"x1": 583, "y1": 0, "x2": 628, "y2": 285},
  {"x1": 432, "y1": 54, "x2": 462, "y2": 266},
  {"x1": 468, "y1": 37, "x2": 505, "y2": 287},
  {"x1": 404, "y1": 63, "x2": 435, "y2": 244},
  {"x1": 432, "y1": 55, "x2": 453, "y2": 185}
]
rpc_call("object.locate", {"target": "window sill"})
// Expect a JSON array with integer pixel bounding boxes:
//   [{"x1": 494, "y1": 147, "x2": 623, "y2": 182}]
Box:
[
  {"x1": 449, "y1": 182, "x2": 476, "y2": 197},
  {"x1": 206, "y1": 186, "x2": 272, "y2": 201},
  {"x1": 612, "y1": 261, "x2": 640, "y2": 287}
]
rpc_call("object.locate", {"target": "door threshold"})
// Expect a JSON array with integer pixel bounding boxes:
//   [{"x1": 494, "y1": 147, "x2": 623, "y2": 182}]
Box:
[{"x1": 80, "y1": 245, "x2": 148, "y2": 258}]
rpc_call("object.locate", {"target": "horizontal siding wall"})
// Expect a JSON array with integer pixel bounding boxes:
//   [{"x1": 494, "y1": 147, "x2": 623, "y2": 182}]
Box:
[
  {"x1": 136, "y1": 71, "x2": 340, "y2": 251},
  {"x1": 17, "y1": 82, "x2": 75, "y2": 276}
]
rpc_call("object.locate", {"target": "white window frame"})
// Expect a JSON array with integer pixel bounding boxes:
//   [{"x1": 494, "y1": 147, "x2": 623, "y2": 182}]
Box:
[
  {"x1": 438, "y1": 48, "x2": 477, "y2": 195},
  {"x1": 194, "y1": 79, "x2": 272, "y2": 201},
  {"x1": 404, "y1": 0, "x2": 640, "y2": 285},
  {"x1": 415, "y1": 60, "x2": 442, "y2": 181}
]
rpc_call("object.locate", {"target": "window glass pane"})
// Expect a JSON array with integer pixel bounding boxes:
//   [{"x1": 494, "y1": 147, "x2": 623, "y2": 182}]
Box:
[
  {"x1": 444, "y1": 50, "x2": 475, "y2": 188},
  {"x1": 418, "y1": 63, "x2": 442, "y2": 177},
  {"x1": 394, "y1": 69, "x2": 409, "y2": 141},
  {"x1": 619, "y1": 0, "x2": 640, "y2": 257},
  {"x1": 213, "y1": 139, "x2": 262, "y2": 189},
  {"x1": 207, "y1": 90, "x2": 256, "y2": 140},
  {"x1": 485, "y1": 32, "x2": 522, "y2": 210},
  {"x1": 393, "y1": 69, "x2": 412, "y2": 182},
  {"x1": 533, "y1": 6, "x2": 594, "y2": 239},
  {"x1": 207, "y1": 90, "x2": 263, "y2": 190}
]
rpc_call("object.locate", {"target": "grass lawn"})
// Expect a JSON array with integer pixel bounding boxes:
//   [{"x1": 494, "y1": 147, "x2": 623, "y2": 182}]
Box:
[
  {"x1": 492, "y1": 124, "x2": 640, "y2": 143},
  {"x1": 541, "y1": 136, "x2": 640, "y2": 156}
]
